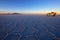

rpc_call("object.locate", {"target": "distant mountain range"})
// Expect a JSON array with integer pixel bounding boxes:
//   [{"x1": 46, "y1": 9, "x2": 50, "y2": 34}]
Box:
[{"x1": 0, "y1": 11, "x2": 22, "y2": 15}]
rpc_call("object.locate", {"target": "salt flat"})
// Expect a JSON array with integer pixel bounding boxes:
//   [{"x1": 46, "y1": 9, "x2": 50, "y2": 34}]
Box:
[{"x1": 0, "y1": 14, "x2": 60, "y2": 40}]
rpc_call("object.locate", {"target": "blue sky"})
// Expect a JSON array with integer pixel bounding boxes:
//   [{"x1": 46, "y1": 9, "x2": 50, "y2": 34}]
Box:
[{"x1": 0, "y1": 0, "x2": 60, "y2": 14}]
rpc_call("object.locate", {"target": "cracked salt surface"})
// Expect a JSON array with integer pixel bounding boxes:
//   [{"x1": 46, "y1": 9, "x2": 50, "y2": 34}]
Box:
[{"x1": 0, "y1": 15, "x2": 60, "y2": 40}]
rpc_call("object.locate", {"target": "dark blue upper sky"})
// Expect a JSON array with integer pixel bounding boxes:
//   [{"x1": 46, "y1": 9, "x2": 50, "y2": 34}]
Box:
[{"x1": 0, "y1": 0, "x2": 60, "y2": 13}]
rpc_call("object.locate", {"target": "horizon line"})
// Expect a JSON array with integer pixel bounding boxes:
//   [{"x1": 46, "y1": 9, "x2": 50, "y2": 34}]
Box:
[{"x1": 0, "y1": 11, "x2": 60, "y2": 15}]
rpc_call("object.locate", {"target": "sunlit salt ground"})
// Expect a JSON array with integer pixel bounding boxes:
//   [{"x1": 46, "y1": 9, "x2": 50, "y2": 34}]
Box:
[{"x1": 0, "y1": 14, "x2": 60, "y2": 40}]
